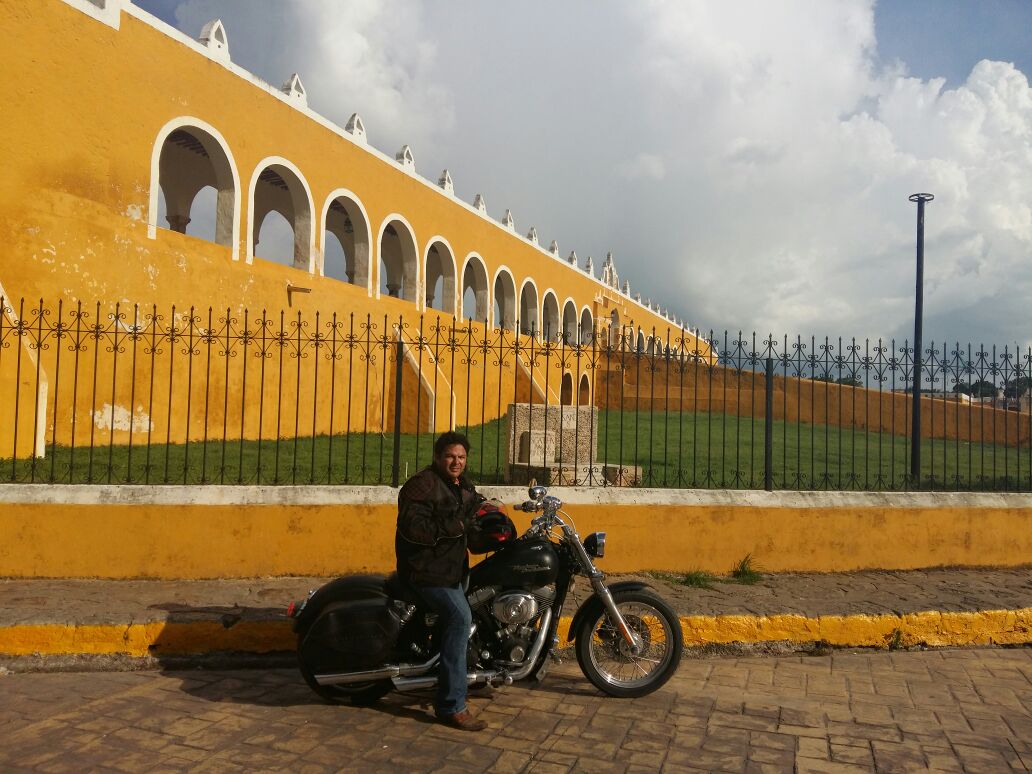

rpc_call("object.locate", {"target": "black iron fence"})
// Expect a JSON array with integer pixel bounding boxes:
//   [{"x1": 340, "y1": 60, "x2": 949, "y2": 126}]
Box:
[{"x1": 2, "y1": 297, "x2": 1030, "y2": 490}]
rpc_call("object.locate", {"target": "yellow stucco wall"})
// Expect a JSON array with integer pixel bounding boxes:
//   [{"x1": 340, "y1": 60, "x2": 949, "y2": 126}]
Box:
[
  {"x1": 0, "y1": 0, "x2": 706, "y2": 454},
  {"x1": 1, "y1": 486, "x2": 1029, "y2": 579}
]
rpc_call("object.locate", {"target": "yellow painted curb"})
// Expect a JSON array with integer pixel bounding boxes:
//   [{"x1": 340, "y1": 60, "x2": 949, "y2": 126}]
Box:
[
  {"x1": 0, "y1": 621, "x2": 296, "y2": 658},
  {"x1": 2, "y1": 609, "x2": 1031, "y2": 658}
]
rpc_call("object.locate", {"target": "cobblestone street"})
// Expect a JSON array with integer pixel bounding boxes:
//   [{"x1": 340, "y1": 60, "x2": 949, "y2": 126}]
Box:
[{"x1": 2, "y1": 648, "x2": 1031, "y2": 773}]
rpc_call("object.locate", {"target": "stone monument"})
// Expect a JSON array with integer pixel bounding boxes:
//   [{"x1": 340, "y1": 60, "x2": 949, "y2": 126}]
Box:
[{"x1": 504, "y1": 403, "x2": 640, "y2": 486}]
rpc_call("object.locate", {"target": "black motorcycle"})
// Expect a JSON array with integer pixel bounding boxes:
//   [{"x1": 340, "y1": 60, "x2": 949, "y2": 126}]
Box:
[{"x1": 288, "y1": 485, "x2": 683, "y2": 703}]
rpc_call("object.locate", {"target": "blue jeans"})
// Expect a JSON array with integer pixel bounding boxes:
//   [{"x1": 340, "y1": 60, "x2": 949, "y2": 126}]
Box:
[{"x1": 417, "y1": 584, "x2": 472, "y2": 715}]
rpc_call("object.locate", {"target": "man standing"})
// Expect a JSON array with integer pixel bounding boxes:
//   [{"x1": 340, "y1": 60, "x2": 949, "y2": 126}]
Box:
[{"x1": 395, "y1": 431, "x2": 487, "y2": 731}]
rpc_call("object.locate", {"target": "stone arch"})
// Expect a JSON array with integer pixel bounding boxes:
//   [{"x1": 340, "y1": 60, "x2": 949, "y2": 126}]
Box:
[
  {"x1": 492, "y1": 267, "x2": 517, "y2": 331},
  {"x1": 637, "y1": 329, "x2": 646, "y2": 353},
  {"x1": 579, "y1": 307, "x2": 594, "y2": 346},
  {"x1": 609, "y1": 310, "x2": 621, "y2": 348},
  {"x1": 424, "y1": 238, "x2": 457, "y2": 314},
  {"x1": 560, "y1": 372, "x2": 574, "y2": 406},
  {"x1": 321, "y1": 189, "x2": 371, "y2": 289},
  {"x1": 518, "y1": 279, "x2": 539, "y2": 336},
  {"x1": 149, "y1": 117, "x2": 240, "y2": 258},
  {"x1": 377, "y1": 215, "x2": 419, "y2": 302},
  {"x1": 247, "y1": 156, "x2": 314, "y2": 270},
  {"x1": 541, "y1": 291, "x2": 560, "y2": 341},
  {"x1": 461, "y1": 254, "x2": 489, "y2": 322},
  {"x1": 561, "y1": 299, "x2": 578, "y2": 345},
  {"x1": 579, "y1": 374, "x2": 591, "y2": 405}
]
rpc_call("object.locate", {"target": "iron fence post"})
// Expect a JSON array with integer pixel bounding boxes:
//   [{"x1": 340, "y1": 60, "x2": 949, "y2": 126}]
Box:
[
  {"x1": 764, "y1": 356, "x2": 774, "y2": 491},
  {"x1": 391, "y1": 318, "x2": 404, "y2": 487},
  {"x1": 909, "y1": 193, "x2": 934, "y2": 488}
]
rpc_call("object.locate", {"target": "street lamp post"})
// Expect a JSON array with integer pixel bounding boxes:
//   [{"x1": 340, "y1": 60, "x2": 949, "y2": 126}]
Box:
[{"x1": 908, "y1": 192, "x2": 934, "y2": 488}]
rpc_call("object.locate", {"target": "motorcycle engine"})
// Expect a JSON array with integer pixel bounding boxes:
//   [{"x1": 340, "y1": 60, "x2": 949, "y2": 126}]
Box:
[
  {"x1": 492, "y1": 592, "x2": 538, "y2": 625},
  {"x1": 490, "y1": 586, "x2": 555, "y2": 664}
]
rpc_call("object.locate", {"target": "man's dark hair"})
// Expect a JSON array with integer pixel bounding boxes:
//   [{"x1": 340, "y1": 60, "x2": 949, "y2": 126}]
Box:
[{"x1": 433, "y1": 431, "x2": 471, "y2": 457}]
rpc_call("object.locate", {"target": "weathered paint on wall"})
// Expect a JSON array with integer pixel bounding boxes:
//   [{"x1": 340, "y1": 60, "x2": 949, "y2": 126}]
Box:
[{"x1": 1, "y1": 485, "x2": 1029, "y2": 579}]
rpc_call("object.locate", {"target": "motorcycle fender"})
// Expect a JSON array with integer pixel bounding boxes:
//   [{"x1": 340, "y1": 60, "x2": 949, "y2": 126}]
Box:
[
  {"x1": 292, "y1": 574, "x2": 388, "y2": 632},
  {"x1": 566, "y1": 581, "x2": 654, "y2": 642}
]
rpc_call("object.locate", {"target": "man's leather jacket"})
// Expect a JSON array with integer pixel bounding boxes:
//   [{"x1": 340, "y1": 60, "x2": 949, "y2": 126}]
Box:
[{"x1": 395, "y1": 466, "x2": 482, "y2": 587}]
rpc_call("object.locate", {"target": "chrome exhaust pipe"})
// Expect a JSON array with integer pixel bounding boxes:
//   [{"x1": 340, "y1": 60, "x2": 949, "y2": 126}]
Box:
[
  {"x1": 313, "y1": 654, "x2": 439, "y2": 687},
  {"x1": 508, "y1": 608, "x2": 553, "y2": 681},
  {"x1": 393, "y1": 669, "x2": 500, "y2": 692},
  {"x1": 392, "y1": 609, "x2": 554, "y2": 690},
  {"x1": 317, "y1": 611, "x2": 552, "y2": 689},
  {"x1": 314, "y1": 666, "x2": 399, "y2": 686}
]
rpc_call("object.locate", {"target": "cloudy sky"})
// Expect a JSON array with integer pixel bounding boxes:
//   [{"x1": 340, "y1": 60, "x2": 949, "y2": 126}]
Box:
[{"x1": 136, "y1": 0, "x2": 1032, "y2": 348}]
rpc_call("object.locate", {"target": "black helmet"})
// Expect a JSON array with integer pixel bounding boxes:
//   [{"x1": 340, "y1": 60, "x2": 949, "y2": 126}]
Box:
[{"x1": 467, "y1": 500, "x2": 516, "y2": 554}]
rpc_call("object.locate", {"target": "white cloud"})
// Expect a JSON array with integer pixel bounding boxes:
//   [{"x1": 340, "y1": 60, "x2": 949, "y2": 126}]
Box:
[
  {"x1": 157, "y1": 1, "x2": 1032, "y2": 347},
  {"x1": 172, "y1": 0, "x2": 454, "y2": 152},
  {"x1": 613, "y1": 2, "x2": 1032, "y2": 345},
  {"x1": 618, "y1": 153, "x2": 666, "y2": 181}
]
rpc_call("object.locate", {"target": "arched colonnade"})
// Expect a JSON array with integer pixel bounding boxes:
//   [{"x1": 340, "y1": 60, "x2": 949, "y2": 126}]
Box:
[{"x1": 148, "y1": 117, "x2": 651, "y2": 344}]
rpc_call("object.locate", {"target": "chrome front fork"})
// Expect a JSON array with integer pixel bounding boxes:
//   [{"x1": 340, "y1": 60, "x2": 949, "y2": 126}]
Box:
[
  {"x1": 565, "y1": 524, "x2": 643, "y2": 654},
  {"x1": 589, "y1": 576, "x2": 643, "y2": 654}
]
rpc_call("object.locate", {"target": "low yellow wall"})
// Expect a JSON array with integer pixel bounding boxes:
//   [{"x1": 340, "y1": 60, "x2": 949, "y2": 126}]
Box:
[{"x1": 1, "y1": 486, "x2": 1030, "y2": 579}]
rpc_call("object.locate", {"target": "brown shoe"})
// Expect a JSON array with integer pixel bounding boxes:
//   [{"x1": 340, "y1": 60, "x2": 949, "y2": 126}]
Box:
[{"x1": 438, "y1": 708, "x2": 487, "y2": 731}]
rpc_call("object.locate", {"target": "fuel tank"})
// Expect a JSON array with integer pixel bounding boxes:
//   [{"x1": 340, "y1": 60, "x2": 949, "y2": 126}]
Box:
[{"x1": 469, "y1": 538, "x2": 560, "y2": 588}]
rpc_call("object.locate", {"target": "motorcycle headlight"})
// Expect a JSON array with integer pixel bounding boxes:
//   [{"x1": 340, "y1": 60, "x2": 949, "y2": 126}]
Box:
[{"x1": 583, "y1": 531, "x2": 606, "y2": 558}]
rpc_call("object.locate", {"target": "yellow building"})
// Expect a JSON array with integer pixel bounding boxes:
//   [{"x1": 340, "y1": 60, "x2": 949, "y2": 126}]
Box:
[{"x1": 0, "y1": 0, "x2": 707, "y2": 461}]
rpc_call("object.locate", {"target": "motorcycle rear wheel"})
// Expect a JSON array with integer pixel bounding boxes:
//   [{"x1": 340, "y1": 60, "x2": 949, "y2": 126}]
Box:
[
  {"x1": 296, "y1": 628, "x2": 393, "y2": 706},
  {"x1": 574, "y1": 589, "x2": 683, "y2": 698}
]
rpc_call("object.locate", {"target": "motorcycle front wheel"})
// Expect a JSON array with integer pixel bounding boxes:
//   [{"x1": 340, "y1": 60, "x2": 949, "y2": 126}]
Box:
[{"x1": 574, "y1": 589, "x2": 683, "y2": 698}]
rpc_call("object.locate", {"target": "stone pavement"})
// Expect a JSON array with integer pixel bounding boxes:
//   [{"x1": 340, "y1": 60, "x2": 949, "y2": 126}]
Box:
[
  {"x1": 4, "y1": 568, "x2": 1032, "y2": 626},
  {"x1": 1, "y1": 648, "x2": 1030, "y2": 772}
]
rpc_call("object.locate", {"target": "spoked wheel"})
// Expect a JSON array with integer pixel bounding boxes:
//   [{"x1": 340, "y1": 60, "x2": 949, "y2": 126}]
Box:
[
  {"x1": 575, "y1": 589, "x2": 683, "y2": 698},
  {"x1": 296, "y1": 627, "x2": 392, "y2": 706}
]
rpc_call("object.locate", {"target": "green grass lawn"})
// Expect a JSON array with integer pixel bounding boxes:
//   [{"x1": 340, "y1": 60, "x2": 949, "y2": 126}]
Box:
[{"x1": 3, "y1": 410, "x2": 1030, "y2": 490}]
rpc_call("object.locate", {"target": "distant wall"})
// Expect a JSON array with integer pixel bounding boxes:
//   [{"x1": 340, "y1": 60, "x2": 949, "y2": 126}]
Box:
[{"x1": 600, "y1": 357, "x2": 1032, "y2": 447}]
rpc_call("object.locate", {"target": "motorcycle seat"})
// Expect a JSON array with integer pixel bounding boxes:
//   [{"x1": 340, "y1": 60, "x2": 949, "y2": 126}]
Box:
[{"x1": 384, "y1": 572, "x2": 420, "y2": 604}]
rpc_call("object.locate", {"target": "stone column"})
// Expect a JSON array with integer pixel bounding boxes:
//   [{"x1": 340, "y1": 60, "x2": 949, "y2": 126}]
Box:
[{"x1": 166, "y1": 215, "x2": 191, "y2": 234}]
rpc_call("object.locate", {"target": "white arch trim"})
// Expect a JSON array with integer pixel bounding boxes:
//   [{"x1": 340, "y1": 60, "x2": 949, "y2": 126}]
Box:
[
  {"x1": 459, "y1": 252, "x2": 491, "y2": 321},
  {"x1": 374, "y1": 213, "x2": 419, "y2": 301},
  {"x1": 518, "y1": 277, "x2": 540, "y2": 333},
  {"x1": 491, "y1": 264, "x2": 517, "y2": 330},
  {"x1": 422, "y1": 234, "x2": 457, "y2": 313},
  {"x1": 580, "y1": 305, "x2": 594, "y2": 342},
  {"x1": 492, "y1": 264, "x2": 517, "y2": 287},
  {"x1": 319, "y1": 187, "x2": 373, "y2": 291},
  {"x1": 147, "y1": 116, "x2": 242, "y2": 260},
  {"x1": 246, "y1": 155, "x2": 316, "y2": 269},
  {"x1": 540, "y1": 288, "x2": 560, "y2": 339}
]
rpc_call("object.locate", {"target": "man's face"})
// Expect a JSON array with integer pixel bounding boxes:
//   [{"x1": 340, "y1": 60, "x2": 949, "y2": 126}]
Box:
[{"x1": 434, "y1": 443, "x2": 468, "y2": 481}]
